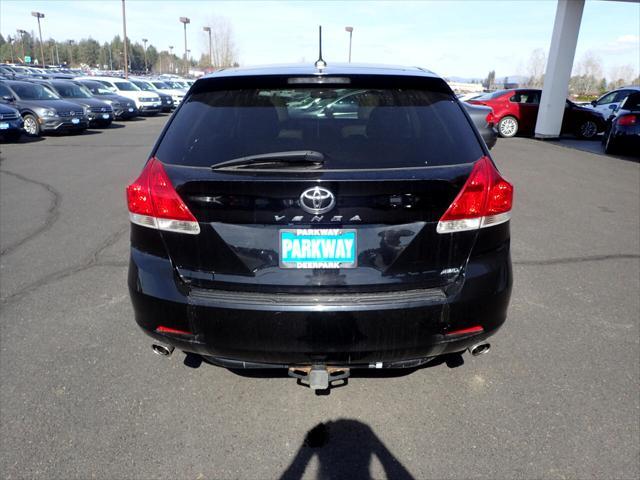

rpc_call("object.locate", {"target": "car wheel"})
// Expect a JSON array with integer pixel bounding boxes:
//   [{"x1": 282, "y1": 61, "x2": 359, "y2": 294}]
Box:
[
  {"x1": 22, "y1": 114, "x2": 40, "y2": 137},
  {"x1": 497, "y1": 116, "x2": 518, "y2": 138},
  {"x1": 577, "y1": 120, "x2": 598, "y2": 139}
]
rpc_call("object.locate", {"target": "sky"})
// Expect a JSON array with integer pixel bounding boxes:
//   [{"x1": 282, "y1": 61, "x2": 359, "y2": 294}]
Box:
[{"x1": 1, "y1": 0, "x2": 638, "y2": 79}]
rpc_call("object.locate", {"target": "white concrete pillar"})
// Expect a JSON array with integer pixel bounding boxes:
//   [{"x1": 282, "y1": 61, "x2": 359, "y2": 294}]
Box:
[{"x1": 535, "y1": 0, "x2": 585, "y2": 138}]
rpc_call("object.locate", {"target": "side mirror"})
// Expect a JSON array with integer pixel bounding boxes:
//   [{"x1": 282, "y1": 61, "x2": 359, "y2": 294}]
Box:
[
  {"x1": 590, "y1": 100, "x2": 597, "y2": 106},
  {"x1": 608, "y1": 104, "x2": 617, "y2": 110},
  {"x1": 1, "y1": 95, "x2": 15, "y2": 103}
]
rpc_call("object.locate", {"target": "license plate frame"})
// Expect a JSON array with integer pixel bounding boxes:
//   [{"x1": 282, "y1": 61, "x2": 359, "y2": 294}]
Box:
[{"x1": 279, "y1": 228, "x2": 357, "y2": 269}]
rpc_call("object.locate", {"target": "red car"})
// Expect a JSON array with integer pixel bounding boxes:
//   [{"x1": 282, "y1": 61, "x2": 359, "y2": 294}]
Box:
[{"x1": 469, "y1": 89, "x2": 605, "y2": 139}]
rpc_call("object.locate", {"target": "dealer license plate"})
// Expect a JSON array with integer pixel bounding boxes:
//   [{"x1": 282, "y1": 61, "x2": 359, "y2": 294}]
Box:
[
  {"x1": 71, "y1": 118, "x2": 80, "y2": 124},
  {"x1": 0, "y1": 122, "x2": 9, "y2": 130},
  {"x1": 279, "y1": 229, "x2": 357, "y2": 269}
]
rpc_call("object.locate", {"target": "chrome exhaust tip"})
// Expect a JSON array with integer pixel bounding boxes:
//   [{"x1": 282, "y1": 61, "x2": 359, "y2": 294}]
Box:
[
  {"x1": 469, "y1": 343, "x2": 491, "y2": 357},
  {"x1": 152, "y1": 343, "x2": 175, "y2": 357}
]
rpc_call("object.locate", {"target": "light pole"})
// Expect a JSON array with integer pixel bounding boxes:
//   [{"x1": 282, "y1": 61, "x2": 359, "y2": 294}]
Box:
[
  {"x1": 55, "y1": 42, "x2": 60, "y2": 65},
  {"x1": 7, "y1": 36, "x2": 15, "y2": 63},
  {"x1": 107, "y1": 44, "x2": 113, "y2": 70},
  {"x1": 17, "y1": 29, "x2": 27, "y2": 63},
  {"x1": 49, "y1": 40, "x2": 55, "y2": 65},
  {"x1": 203, "y1": 26, "x2": 212, "y2": 67},
  {"x1": 31, "y1": 12, "x2": 45, "y2": 65},
  {"x1": 68, "y1": 39, "x2": 75, "y2": 66},
  {"x1": 345, "y1": 26, "x2": 353, "y2": 63},
  {"x1": 121, "y1": 0, "x2": 129, "y2": 78},
  {"x1": 179, "y1": 17, "x2": 190, "y2": 75},
  {"x1": 142, "y1": 38, "x2": 148, "y2": 72},
  {"x1": 169, "y1": 45, "x2": 174, "y2": 72}
]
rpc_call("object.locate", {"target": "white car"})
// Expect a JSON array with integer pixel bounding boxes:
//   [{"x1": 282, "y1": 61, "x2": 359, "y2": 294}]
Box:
[
  {"x1": 149, "y1": 80, "x2": 187, "y2": 106},
  {"x1": 76, "y1": 76, "x2": 162, "y2": 115},
  {"x1": 587, "y1": 86, "x2": 640, "y2": 121}
]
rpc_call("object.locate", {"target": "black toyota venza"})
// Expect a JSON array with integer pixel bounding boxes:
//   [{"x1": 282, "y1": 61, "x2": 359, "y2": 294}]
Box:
[{"x1": 127, "y1": 64, "x2": 513, "y2": 389}]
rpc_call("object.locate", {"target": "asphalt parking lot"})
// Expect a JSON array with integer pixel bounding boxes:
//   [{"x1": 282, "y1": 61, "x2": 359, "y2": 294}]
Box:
[{"x1": 1, "y1": 116, "x2": 638, "y2": 479}]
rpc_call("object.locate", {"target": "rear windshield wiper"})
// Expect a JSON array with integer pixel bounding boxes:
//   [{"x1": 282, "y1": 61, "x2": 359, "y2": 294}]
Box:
[{"x1": 211, "y1": 150, "x2": 325, "y2": 170}]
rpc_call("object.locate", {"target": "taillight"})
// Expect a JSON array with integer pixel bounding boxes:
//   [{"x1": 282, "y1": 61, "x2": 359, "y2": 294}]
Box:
[
  {"x1": 126, "y1": 157, "x2": 200, "y2": 234},
  {"x1": 485, "y1": 111, "x2": 495, "y2": 126},
  {"x1": 437, "y1": 156, "x2": 513, "y2": 234},
  {"x1": 617, "y1": 114, "x2": 637, "y2": 126}
]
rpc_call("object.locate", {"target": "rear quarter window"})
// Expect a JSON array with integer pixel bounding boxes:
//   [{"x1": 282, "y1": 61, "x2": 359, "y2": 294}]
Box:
[{"x1": 156, "y1": 79, "x2": 483, "y2": 170}]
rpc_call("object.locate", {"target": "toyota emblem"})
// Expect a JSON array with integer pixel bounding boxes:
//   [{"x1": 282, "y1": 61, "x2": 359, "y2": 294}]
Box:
[{"x1": 299, "y1": 187, "x2": 335, "y2": 215}]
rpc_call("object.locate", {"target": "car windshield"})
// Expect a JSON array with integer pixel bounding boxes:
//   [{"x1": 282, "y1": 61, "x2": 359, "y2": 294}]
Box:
[
  {"x1": 132, "y1": 81, "x2": 154, "y2": 91},
  {"x1": 156, "y1": 86, "x2": 483, "y2": 169},
  {"x1": 166, "y1": 81, "x2": 186, "y2": 89},
  {"x1": 474, "y1": 90, "x2": 509, "y2": 100},
  {"x1": 152, "y1": 82, "x2": 170, "y2": 89},
  {"x1": 621, "y1": 92, "x2": 640, "y2": 110},
  {"x1": 54, "y1": 83, "x2": 92, "y2": 98},
  {"x1": 84, "y1": 82, "x2": 113, "y2": 95},
  {"x1": 113, "y1": 81, "x2": 140, "y2": 91},
  {"x1": 11, "y1": 83, "x2": 60, "y2": 100}
]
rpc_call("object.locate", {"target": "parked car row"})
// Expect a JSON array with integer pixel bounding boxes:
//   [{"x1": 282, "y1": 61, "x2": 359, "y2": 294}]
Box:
[
  {"x1": 602, "y1": 91, "x2": 640, "y2": 155},
  {"x1": 465, "y1": 86, "x2": 639, "y2": 155},
  {"x1": 0, "y1": 74, "x2": 192, "y2": 141},
  {"x1": 469, "y1": 88, "x2": 607, "y2": 139}
]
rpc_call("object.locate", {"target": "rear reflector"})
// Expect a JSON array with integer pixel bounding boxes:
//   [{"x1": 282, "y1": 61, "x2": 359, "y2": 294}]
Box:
[
  {"x1": 617, "y1": 114, "x2": 637, "y2": 126},
  {"x1": 156, "y1": 325, "x2": 192, "y2": 335},
  {"x1": 445, "y1": 325, "x2": 484, "y2": 336},
  {"x1": 437, "y1": 156, "x2": 513, "y2": 234},
  {"x1": 485, "y1": 111, "x2": 496, "y2": 126},
  {"x1": 126, "y1": 157, "x2": 200, "y2": 234}
]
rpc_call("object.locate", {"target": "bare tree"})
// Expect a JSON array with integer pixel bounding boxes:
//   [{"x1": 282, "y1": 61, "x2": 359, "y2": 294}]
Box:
[
  {"x1": 608, "y1": 64, "x2": 637, "y2": 89},
  {"x1": 201, "y1": 15, "x2": 238, "y2": 68},
  {"x1": 525, "y1": 48, "x2": 547, "y2": 88},
  {"x1": 571, "y1": 50, "x2": 604, "y2": 96}
]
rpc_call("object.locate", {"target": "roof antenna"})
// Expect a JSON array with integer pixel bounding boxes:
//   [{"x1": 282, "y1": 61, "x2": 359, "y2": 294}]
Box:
[{"x1": 314, "y1": 25, "x2": 326, "y2": 69}]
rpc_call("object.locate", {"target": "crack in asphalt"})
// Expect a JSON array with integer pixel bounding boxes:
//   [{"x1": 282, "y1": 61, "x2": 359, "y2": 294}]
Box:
[
  {"x1": 0, "y1": 226, "x2": 129, "y2": 304},
  {"x1": 0, "y1": 169, "x2": 62, "y2": 257},
  {"x1": 514, "y1": 253, "x2": 640, "y2": 266}
]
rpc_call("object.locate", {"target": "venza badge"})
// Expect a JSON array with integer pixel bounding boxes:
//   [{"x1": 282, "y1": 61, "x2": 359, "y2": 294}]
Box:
[{"x1": 299, "y1": 187, "x2": 335, "y2": 215}]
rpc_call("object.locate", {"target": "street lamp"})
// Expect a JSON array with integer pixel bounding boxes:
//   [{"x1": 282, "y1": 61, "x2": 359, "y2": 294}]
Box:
[
  {"x1": 68, "y1": 40, "x2": 75, "y2": 66},
  {"x1": 203, "y1": 26, "x2": 212, "y2": 67},
  {"x1": 17, "y1": 29, "x2": 27, "y2": 63},
  {"x1": 345, "y1": 26, "x2": 353, "y2": 63},
  {"x1": 169, "y1": 45, "x2": 174, "y2": 73},
  {"x1": 31, "y1": 11, "x2": 45, "y2": 66},
  {"x1": 121, "y1": 0, "x2": 129, "y2": 78},
  {"x1": 142, "y1": 38, "x2": 148, "y2": 72},
  {"x1": 7, "y1": 36, "x2": 15, "y2": 63},
  {"x1": 179, "y1": 17, "x2": 190, "y2": 75},
  {"x1": 107, "y1": 44, "x2": 113, "y2": 70}
]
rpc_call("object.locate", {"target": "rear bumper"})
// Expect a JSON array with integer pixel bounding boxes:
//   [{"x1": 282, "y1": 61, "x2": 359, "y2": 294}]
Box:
[{"x1": 128, "y1": 240, "x2": 512, "y2": 366}]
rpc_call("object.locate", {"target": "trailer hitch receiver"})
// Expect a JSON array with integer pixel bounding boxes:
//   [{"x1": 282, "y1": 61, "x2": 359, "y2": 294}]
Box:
[{"x1": 288, "y1": 365, "x2": 350, "y2": 390}]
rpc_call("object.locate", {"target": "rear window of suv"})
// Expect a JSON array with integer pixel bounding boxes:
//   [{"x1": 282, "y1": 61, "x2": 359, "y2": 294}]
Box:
[{"x1": 156, "y1": 79, "x2": 483, "y2": 169}]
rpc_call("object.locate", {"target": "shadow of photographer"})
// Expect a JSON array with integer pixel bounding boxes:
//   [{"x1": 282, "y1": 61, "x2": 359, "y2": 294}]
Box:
[{"x1": 280, "y1": 419, "x2": 415, "y2": 480}]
